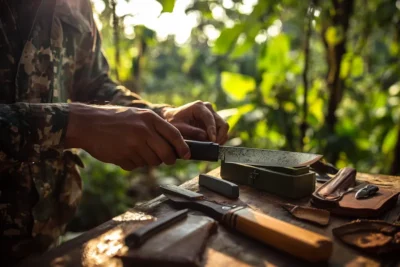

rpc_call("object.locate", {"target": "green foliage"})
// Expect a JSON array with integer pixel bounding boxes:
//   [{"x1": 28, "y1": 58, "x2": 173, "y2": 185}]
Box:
[
  {"x1": 156, "y1": 0, "x2": 175, "y2": 12},
  {"x1": 221, "y1": 72, "x2": 256, "y2": 101},
  {"x1": 259, "y1": 34, "x2": 291, "y2": 72},
  {"x1": 213, "y1": 24, "x2": 245, "y2": 55},
  {"x1": 325, "y1": 26, "x2": 344, "y2": 46},
  {"x1": 72, "y1": 0, "x2": 400, "y2": 230}
]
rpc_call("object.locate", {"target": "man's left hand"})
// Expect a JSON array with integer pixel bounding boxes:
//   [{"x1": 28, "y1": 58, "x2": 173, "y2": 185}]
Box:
[{"x1": 161, "y1": 101, "x2": 229, "y2": 144}]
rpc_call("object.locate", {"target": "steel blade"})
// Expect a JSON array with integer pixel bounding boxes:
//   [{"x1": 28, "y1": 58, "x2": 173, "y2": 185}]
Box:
[{"x1": 219, "y1": 146, "x2": 323, "y2": 167}]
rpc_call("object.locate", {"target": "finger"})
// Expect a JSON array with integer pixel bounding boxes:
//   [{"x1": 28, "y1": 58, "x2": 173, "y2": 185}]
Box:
[
  {"x1": 119, "y1": 160, "x2": 136, "y2": 171},
  {"x1": 216, "y1": 120, "x2": 229, "y2": 144},
  {"x1": 194, "y1": 103, "x2": 216, "y2": 142},
  {"x1": 220, "y1": 135, "x2": 229, "y2": 145},
  {"x1": 148, "y1": 134, "x2": 179, "y2": 165},
  {"x1": 173, "y1": 122, "x2": 208, "y2": 141},
  {"x1": 143, "y1": 141, "x2": 162, "y2": 166},
  {"x1": 204, "y1": 103, "x2": 229, "y2": 144},
  {"x1": 211, "y1": 112, "x2": 229, "y2": 144},
  {"x1": 131, "y1": 151, "x2": 146, "y2": 168},
  {"x1": 153, "y1": 118, "x2": 190, "y2": 159}
]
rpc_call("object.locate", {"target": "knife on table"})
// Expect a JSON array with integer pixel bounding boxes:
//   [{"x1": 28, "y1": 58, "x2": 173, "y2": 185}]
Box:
[
  {"x1": 160, "y1": 184, "x2": 333, "y2": 263},
  {"x1": 185, "y1": 140, "x2": 323, "y2": 167}
]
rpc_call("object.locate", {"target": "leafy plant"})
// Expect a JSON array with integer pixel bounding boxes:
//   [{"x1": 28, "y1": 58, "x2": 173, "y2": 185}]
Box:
[{"x1": 70, "y1": 0, "x2": 400, "y2": 230}]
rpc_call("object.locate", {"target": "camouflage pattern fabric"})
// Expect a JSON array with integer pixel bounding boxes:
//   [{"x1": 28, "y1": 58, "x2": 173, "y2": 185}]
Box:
[{"x1": 0, "y1": 0, "x2": 168, "y2": 264}]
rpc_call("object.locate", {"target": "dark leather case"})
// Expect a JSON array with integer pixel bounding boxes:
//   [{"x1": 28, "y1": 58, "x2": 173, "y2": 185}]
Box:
[{"x1": 310, "y1": 167, "x2": 399, "y2": 218}]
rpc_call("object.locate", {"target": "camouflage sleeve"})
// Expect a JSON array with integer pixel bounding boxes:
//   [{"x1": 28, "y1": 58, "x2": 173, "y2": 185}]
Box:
[
  {"x1": 0, "y1": 103, "x2": 69, "y2": 164},
  {"x1": 71, "y1": 11, "x2": 170, "y2": 116}
]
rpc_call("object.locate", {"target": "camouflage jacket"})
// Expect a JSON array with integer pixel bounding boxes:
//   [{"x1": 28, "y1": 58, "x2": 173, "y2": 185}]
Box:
[{"x1": 0, "y1": 0, "x2": 166, "y2": 264}]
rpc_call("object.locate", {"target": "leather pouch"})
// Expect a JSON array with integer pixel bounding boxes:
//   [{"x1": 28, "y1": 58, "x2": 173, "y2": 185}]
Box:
[
  {"x1": 311, "y1": 168, "x2": 399, "y2": 218},
  {"x1": 332, "y1": 220, "x2": 400, "y2": 255}
]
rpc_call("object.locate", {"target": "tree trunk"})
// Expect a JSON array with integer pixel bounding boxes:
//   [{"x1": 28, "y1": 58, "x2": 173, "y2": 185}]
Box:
[
  {"x1": 300, "y1": 1, "x2": 315, "y2": 150},
  {"x1": 321, "y1": 0, "x2": 354, "y2": 163},
  {"x1": 111, "y1": 0, "x2": 120, "y2": 81}
]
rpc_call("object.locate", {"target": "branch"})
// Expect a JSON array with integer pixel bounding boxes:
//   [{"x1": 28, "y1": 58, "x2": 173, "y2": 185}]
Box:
[
  {"x1": 321, "y1": 0, "x2": 354, "y2": 164},
  {"x1": 111, "y1": 0, "x2": 120, "y2": 81},
  {"x1": 300, "y1": 0, "x2": 315, "y2": 150}
]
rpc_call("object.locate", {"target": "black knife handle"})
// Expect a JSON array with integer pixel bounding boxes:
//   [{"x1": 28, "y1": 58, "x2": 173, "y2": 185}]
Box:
[
  {"x1": 185, "y1": 140, "x2": 219, "y2": 161},
  {"x1": 125, "y1": 209, "x2": 188, "y2": 248}
]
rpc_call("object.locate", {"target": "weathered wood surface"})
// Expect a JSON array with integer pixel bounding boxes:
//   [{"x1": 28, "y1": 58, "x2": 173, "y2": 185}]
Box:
[{"x1": 24, "y1": 168, "x2": 400, "y2": 267}]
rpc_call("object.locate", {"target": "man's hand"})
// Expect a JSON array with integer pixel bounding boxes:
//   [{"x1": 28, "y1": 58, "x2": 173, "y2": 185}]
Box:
[
  {"x1": 161, "y1": 101, "x2": 229, "y2": 144},
  {"x1": 65, "y1": 103, "x2": 190, "y2": 171}
]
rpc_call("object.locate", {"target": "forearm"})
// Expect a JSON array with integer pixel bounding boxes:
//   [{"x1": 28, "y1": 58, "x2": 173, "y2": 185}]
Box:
[{"x1": 0, "y1": 103, "x2": 69, "y2": 163}]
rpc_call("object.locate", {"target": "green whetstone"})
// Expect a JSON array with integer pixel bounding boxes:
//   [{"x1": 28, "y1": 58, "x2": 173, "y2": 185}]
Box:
[
  {"x1": 220, "y1": 162, "x2": 315, "y2": 199},
  {"x1": 263, "y1": 166, "x2": 310, "y2": 175},
  {"x1": 199, "y1": 174, "x2": 239, "y2": 199}
]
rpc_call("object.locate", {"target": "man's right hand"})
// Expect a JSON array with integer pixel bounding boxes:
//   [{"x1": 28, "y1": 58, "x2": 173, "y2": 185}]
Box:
[{"x1": 65, "y1": 103, "x2": 191, "y2": 170}]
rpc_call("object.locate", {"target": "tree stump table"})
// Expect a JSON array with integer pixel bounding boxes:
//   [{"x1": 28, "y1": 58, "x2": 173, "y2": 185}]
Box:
[{"x1": 25, "y1": 168, "x2": 400, "y2": 267}]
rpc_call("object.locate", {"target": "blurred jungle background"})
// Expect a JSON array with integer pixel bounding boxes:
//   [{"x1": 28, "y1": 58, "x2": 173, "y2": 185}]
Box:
[{"x1": 66, "y1": 0, "x2": 400, "y2": 232}]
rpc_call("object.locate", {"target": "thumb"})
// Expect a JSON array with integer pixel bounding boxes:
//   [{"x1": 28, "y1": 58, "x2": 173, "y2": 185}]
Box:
[{"x1": 173, "y1": 123, "x2": 208, "y2": 141}]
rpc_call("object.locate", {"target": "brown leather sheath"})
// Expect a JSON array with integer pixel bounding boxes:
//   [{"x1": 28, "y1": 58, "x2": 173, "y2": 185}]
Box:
[
  {"x1": 332, "y1": 220, "x2": 400, "y2": 255},
  {"x1": 311, "y1": 168, "x2": 399, "y2": 218}
]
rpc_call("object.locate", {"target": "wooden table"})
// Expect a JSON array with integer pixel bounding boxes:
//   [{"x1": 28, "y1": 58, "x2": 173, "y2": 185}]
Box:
[{"x1": 25, "y1": 168, "x2": 400, "y2": 267}]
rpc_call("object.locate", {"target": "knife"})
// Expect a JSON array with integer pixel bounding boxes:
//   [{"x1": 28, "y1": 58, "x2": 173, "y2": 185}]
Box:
[
  {"x1": 185, "y1": 140, "x2": 323, "y2": 167},
  {"x1": 160, "y1": 184, "x2": 333, "y2": 263}
]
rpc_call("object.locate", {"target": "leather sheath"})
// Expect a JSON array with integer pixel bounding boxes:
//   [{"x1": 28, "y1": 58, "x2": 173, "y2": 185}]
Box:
[
  {"x1": 332, "y1": 220, "x2": 400, "y2": 255},
  {"x1": 311, "y1": 168, "x2": 399, "y2": 218},
  {"x1": 118, "y1": 214, "x2": 217, "y2": 267}
]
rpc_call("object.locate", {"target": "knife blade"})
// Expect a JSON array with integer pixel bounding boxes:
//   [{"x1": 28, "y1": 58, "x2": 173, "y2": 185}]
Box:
[{"x1": 185, "y1": 140, "x2": 323, "y2": 167}]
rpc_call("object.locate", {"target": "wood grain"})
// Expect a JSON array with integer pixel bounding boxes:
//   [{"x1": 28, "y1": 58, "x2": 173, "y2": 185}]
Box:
[
  {"x1": 23, "y1": 168, "x2": 400, "y2": 267},
  {"x1": 228, "y1": 207, "x2": 332, "y2": 262}
]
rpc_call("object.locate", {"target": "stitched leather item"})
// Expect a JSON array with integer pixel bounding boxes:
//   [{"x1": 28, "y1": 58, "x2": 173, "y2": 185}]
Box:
[
  {"x1": 332, "y1": 220, "x2": 400, "y2": 255},
  {"x1": 311, "y1": 167, "x2": 399, "y2": 218}
]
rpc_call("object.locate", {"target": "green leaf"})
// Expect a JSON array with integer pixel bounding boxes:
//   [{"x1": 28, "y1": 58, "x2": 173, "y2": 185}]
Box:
[
  {"x1": 258, "y1": 34, "x2": 290, "y2": 72},
  {"x1": 221, "y1": 72, "x2": 256, "y2": 101},
  {"x1": 382, "y1": 126, "x2": 399, "y2": 154},
  {"x1": 260, "y1": 73, "x2": 277, "y2": 103},
  {"x1": 268, "y1": 130, "x2": 286, "y2": 147},
  {"x1": 255, "y1": 120, "x2": 268, "y2": 138},
  {"x1": 157, "y1": 0, "x2": 175, "y2": 13},
  {"x1": 231, "y1": 23, "x2": 261, "y2": 58},
  {"x1": 325, "y1": 26, "x2": 344, "y2": 46},
  {"x1": 309, "y1": 98, "x2": 324, "y2": 125},
  {"x1": 212, "y1": 24, "x2": 245, "y2": 55},
  {"x1": 231, "y1": 38, "x2": 254, "y2": 58},
  {"x1": 340, "y1": 53, "x2": 351, "y2": 79},
  {"x1": 356, "y1": 138, "x2": 370, "y2": 151},
  {"x1": 351, "y1": 56, "x2": 364, "y2": 77},
  {"x1": 227, "y1": 104, "x2": 255, "y2": 129}
]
